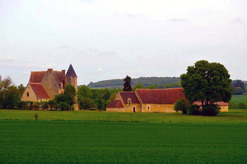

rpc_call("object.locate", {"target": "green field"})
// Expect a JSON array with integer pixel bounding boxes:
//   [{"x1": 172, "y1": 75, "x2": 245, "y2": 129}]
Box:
[
  {"x1": 230, "y1": 95, "x2": 247, "y2": 104},
  {"x1": 1, "y1": 110, "x2": 247, "y2": 163}
]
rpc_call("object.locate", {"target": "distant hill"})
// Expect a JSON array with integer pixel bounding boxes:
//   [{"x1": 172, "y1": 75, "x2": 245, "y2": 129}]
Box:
[{"x1": 87, "y1": 77, "x2": 181, "y2": 89}]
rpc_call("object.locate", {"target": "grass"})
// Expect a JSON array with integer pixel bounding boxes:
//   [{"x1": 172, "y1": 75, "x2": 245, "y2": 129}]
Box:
[
  {"x1": 0, "y1": 110, "x2": 247, "y2": 163},
  {"x1": 230, "y1": 95, "x2": 247, "y2": 104},
  {"x1": 1, "y1": 109, "x2": 247, "y2": 124}
]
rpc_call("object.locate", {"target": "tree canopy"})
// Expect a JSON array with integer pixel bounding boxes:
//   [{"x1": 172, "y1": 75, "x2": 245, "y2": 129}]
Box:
[
  {"x1": 181, "y1": 60, "x2": 232, "y2": 112},
  {"x1": 123, "y1": 75, "x2": 132, "y2": 91}
]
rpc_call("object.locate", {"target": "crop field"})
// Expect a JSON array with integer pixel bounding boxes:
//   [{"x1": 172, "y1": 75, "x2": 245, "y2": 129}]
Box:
[
  {"x1": 0, "y1": 110, "x2": 247, "y2": 163},
  {"x1": 230, "y1": 95, "x2": 247, "y2": 104}
]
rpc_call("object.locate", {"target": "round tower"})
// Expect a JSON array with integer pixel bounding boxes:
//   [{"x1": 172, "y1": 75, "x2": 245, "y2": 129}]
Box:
[{"x1": 65, "y1": 64, "x2": 78, "y2": 91}]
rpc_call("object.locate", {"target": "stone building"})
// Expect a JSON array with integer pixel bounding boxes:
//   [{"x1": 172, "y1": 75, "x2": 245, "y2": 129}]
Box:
[
  {"x1": 106, "y1": 88, "x2": 229, "y2": 112},
  {"x1": 21, "y1": 64, "x2": 77, "y2": 102}
]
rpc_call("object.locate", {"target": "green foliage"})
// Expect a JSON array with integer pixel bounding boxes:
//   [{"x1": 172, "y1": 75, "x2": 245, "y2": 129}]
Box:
[
  {"x1": 188, "y1": 105, "x2": 201, "y2": 115},
  {"x1": 232, "y1": 80, "x2": 245, "y2": 95},
  {"x1": 64, "y1": 84, "x2": 76, "y2": 106},
  {"x1": 201, "y1": 104, "x2": 220, "y2": 116},
  {"x1": 181, "y1": 60, "x2": 232, "y2": 115},
  {"x1": 78, "y1": 85, "x2": 93, "y2": 97},
  {"x1": 77, "y1": 85, "x2": 119, "y2": 110},
  {"x1": 238, "y1": 103, "x2": 246, "y2": 109},
  {"x1": 58, "y1": 102, "x2": 70, "y2": 111},
  {"x1": 77, "y1": 95, "x2": 96, "y2": 110},
  {"x1": 174, "y1": 98, "x2": 189, "y2": 114},
  {"x1": 48, "y1": 100, "x2": 57, "y2": 111},
  {"x1": 88, "y1": 77, "x2": 181, "y2": 89},
  {"x1": 0, "y1": 76, "x2": 24, "y2": 109}
]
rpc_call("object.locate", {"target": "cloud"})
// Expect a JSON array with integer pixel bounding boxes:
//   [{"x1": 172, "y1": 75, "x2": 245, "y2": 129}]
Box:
[
  {"x1": 97, "y1": 67, "x2": 103, "y2": 73},
  {"x1": 99, "y1": 49, "x2": 116, "y2": 55},
  {"x1": 169, "y1": 18, "x2": 190, "y2": 22},
  {"x1": 118, "y1": 69, "x2": 143, "y2": 75},
  {"x1": 59, "y1": 45, "x2": 71, "y2": 49},
  {"x1": 0, "y1": 56, "x2": 14, "y2": 62}
]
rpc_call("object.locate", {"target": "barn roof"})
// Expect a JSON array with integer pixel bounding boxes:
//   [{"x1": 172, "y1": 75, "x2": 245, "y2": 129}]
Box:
[
  {"x1": 106, "y1": 100, "x2": 124, "y2": 108},
  {"x1": 29, "y1": 71, "x2": 46, "y2": 83},
  {"x1": 119, "y1": 92, "x2": 140, "y2": 104},
  {"x1": 29, "y1": 70, "x2": 65, "y2": 89},
  {"x1": 30, "y1": 83, "x2": 50, "y2": 99},
  {"x1": 136, "y1": 88, "x2": 185, "y2": 104}
]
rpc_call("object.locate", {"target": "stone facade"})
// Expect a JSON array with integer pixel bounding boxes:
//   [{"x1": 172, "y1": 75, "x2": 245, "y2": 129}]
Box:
[
  {"x1": 106, "y1": 88, "x2": 229, "y2": 113},
  {"x1": 21, "y1": 64, "x2": 77, "y2": 102}
]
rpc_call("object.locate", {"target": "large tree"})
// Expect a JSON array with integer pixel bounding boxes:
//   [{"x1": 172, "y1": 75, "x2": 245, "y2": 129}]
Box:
[
  {"x1": 123, "y1": 75, "x2": 132, "y2": 91},
  {"x1": 181, "y1": 60, "x2": 232, "y2": 111}
]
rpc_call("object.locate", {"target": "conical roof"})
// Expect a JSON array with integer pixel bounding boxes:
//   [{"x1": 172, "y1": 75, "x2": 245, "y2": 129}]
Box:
[{"x1": 66, "y1": 64, "x2": 77, "y2": 77}]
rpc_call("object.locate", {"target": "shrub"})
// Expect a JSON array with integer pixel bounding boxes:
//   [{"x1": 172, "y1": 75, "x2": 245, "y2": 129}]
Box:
[
  {"x1": 42, "y1": 102, "x2": 49, "y2": 110},
  {"x1": 48, "y1": 100, "x2": 57, "y2": 111},
  {"x1": 201, "y1": 104, "x2": 220, "y2": 116},
  {"x1": 238, "y1": 103, "x2": 246, "y2": 109},
  {"x1": 174, "y1": 98, "x2": 189, "y2": 114},
  {"x1": 58, "y1": 102, "x2": 70, "y2": 111},
  {"x1": 188, "y1": 105, "x2": 201, "y2": 115}
]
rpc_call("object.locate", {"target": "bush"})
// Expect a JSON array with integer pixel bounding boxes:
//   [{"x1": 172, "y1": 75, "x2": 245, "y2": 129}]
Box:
[
  {"x1": 238, "y1": 103, "x2": 246, "y2": 109},
  {"x1": 58, "y1": 102, "x2": 70, "y2": 111},
  {"x1": 201, "y1": 104, "x2": 220, "y2": 116},
  {"x1": 174, "y1": 98, "x2": 189, "y2": 114},
  {"x1": 188, "y1": 105, "x2": 201, "y2": 115}
]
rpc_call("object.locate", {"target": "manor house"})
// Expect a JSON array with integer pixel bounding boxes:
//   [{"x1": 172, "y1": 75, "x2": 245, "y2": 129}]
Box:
[
  {"x1": 21, "y1": 64, "x2": 77, "y2": 102},
  {"x1": 106, "y1": 88, "x2": 229, "y2": 112}
]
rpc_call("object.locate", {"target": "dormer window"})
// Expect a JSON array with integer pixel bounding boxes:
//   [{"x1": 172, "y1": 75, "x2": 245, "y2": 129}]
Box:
[{"x1": 127, "y1": 98, "x2": 132, "y2": 105}]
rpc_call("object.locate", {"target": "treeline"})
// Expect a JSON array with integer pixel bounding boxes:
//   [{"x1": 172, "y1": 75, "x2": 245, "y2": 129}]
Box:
[
  {"x1": 229, "y1": 102, "x2": 247, "y2": 109},
  {"x1": 232, "y1": 80, "x2": 247, "y2": 95},
  {"x1": 77, "y1": 86, "x2": 120, "y2": 110},
  {"x1": 88, "y1": 77, "x2": 181, "y2": 89},
  {"x1": 0, "y1": 76, "x2": 25, "y2": 109}
]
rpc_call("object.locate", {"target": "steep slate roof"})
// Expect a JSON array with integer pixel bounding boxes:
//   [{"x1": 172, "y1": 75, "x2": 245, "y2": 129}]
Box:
[
  {"x1": 136, "y1": 88, "x2": 185, "y2": 104},
  {"x1": 30, "y1": 83, "x2": 50, "y2": 99},
  {"x1": 119, "y1": 92, "x2": 140, "y2": 104},
  {"x1": 66, "y1": 64, "x2": 77, "y2": 77},
  {"x1": 52, "y1": 71, "x2": 65, "y2": 88},
  {"x1": 106, "y1": 100, "x2": 124, "y2": 108},
  {"x1": 29, "y1": 71, "x2": 46, "y2": 83}
]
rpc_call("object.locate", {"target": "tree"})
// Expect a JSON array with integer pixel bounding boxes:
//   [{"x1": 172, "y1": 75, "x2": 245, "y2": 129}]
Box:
[
  {"x1": 78, "y1": 85, "x2": 92, "y2": 98},
  {"x1": 181, "y1": 60, "x2": 232, "y2": 115},
  {"x1": 232, "y1": 80, "x2": 245, "y2": 95},
  {"x1": 64, "y1": 84, "x2": 76, "y2": 106},
  {"x1": 174, "y1": 98, "x2": 189, "y2": 114},
  {"x1": 123, "y1": 75, "x2": 132, "y2": 91},
  {"x1": 77, "y1": 95, "x2": 96, "y2": 110}
]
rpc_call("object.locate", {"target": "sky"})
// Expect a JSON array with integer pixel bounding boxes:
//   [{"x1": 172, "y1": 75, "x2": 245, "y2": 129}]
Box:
[{"x1": 0, "y1": 0, "x2": 247, "y2": 86}]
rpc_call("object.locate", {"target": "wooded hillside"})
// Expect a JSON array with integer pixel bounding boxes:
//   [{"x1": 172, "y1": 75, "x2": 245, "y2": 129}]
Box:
[{"x1": 87, "y1": 77, "x2": 181, "y2": 89}]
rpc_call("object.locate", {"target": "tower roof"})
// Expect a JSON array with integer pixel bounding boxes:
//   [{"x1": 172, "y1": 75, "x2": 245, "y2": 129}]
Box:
[{"x1": 66, "y1": 64, "x2": 77, "y2": 77}]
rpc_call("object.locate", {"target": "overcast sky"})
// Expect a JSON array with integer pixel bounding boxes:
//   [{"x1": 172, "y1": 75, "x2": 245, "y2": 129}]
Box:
[{"x1": 0, "y1": 0, "x2": 246, "y2": 85}]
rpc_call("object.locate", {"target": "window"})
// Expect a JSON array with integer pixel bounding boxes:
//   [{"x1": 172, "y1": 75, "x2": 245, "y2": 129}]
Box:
[
  {"x1": 147, "y1": 105, "x2": 151, "y2": 111},
  {"x1": 27, "y1": 92, "x2": 29, "y2": 97},
  {"x1": 133, "y1": 106, "x2": 136, "y2": 112}
]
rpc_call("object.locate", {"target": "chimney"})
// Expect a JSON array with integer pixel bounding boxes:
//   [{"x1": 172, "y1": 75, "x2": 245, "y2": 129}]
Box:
[{"x1": 62, "y1": 70, "x2": 65, "y2": 75}]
